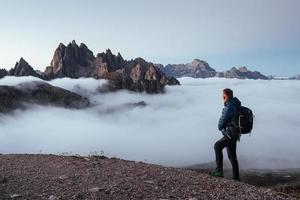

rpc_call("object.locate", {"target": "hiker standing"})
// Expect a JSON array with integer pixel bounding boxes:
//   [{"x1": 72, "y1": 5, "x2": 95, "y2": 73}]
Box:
[{"x1": 210, "y1": 88, "x2": 241, "y2": 181}]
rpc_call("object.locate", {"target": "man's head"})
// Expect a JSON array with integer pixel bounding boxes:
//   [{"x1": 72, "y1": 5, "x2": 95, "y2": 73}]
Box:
[{"x1": 223, "y1": 88, "x2": 233, "y2": 103}]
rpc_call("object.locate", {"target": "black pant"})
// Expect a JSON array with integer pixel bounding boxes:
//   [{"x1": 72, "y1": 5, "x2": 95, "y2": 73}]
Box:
[{"x1": 214, "y1": 134, "x2": 240, "y2": 180}]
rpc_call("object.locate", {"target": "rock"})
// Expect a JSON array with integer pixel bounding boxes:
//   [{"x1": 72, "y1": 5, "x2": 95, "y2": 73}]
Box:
[
  {"x1": 48, "y1": 195, "x2": 58, "y2": 200},
  {"x1": 93, "y1": 49, "x2": 125, "y2": 78},
  {"x1": 215, "y1": 66, "x2": 269, "y2": 80},
  {"x1": 0, "y1": 81, "x2": 90, "y2": 113},
  {"x1": 127, "y1": 101, "x2": 147, "y2": 107},
  {"x1": 129, "y1": 63, "x2": 143, "y2": 82},
  {"x1": 166, "y1": 76, "x2": 181, "y2": 85},
  {"x1": 88, "y1": 186, "x2": 105, "y2": 193},
  {"x1": 83, "y1": 157, "x2": 90, "y2": 161},
  {"x1": 10, "y1": 194, "x2": 21, "y2": 199},
  {"x1": 8, "y1": 57, "x2": 41, "y2": 78},
  {"x1": 101, "y1": 68, "x2": 165, "y2": 93},
  {"x1": 97, "y1": 57, "x2": 179, "y2": 93},
  {"x1": 59, "y1": 175, "x2": 68, "y2": 180}
]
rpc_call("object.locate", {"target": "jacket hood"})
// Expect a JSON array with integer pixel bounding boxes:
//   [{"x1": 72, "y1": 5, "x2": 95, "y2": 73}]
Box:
[{"x1": 225, "y1": 97, "x2": 241, "y2": 107}]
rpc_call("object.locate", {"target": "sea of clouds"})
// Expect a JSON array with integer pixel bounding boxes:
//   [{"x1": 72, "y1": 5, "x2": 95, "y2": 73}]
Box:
[{"x1": 0, "y1": 76, "x2": 299, "y2": 169}]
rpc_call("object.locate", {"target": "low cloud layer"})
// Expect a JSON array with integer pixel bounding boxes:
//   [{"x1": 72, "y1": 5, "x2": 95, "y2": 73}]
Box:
[{"x1": 0, "y1": 76, "x2": 299, "y2": 169}]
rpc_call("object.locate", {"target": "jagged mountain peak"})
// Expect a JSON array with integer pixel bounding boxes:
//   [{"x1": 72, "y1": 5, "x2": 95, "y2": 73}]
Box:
[
  {"x1": 238, "y1": 66, "x2": 248, "y2": 72},
  {"x1": 8, "y1": 57, "x2": 41, "y2": 78},
  {"x1": 18, "y1": 57, "x2": 27, "y2": 64},
  {"x1": 79, "y1": 42, "x2": 88, "y2": 49},
  {"x1": 105, "y1": 48, "x2": 113, "y2": 55},
  {"x1": 70, "y1": 40, "x2": 77, "y2": 46},
  {"x1": 58, "y1": 42, "x2": 66, "y2": 48},
  {"x1": 41, "y1": 41, "x2": 179, "y2": 93},
  {"x1": 14, "y1": 57, "x2": 31, "y2": 69},
  {"x1": 190, "y1": 59, "x2": 208, "y2": 66}
]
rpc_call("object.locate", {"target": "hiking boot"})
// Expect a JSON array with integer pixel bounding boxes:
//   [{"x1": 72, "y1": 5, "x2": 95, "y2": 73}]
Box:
[{"x1": 209, "y1": 169, "x2": 223, "y2": 178}]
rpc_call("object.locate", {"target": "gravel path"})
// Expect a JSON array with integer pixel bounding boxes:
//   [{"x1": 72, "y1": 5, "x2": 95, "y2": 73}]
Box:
[{"x1": 0, "y1": 154, "x2": 296, "y2": 200}]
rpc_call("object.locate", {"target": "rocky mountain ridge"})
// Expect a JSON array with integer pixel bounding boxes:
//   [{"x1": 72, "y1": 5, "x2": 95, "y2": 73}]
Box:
[
  {"x1": 162, "y1": 59, "x2": 217, "y2": 78},
  {"x1": 289, "y1": 75, "x2": 300, "y2": 80},
  {"x1": 215, "y1": 66, "x2": 269, "y2": 80},
  {"x1": 161, "y1": 59, "x2": 270, "y2": 80},
  {"x1": 42, "y1": 40, "x2": 180, "y2": 93},
  {"x1": 0, "y1": 81, "x2": 90, "y2": 113},
  {"x1": 1, "y1": 41, "x2": 180, "y2": 94},
  {"x1": 8, "y1": 57, "x2": 42, "y2": 79},
  {"x1": 1, "y1": 42, "x2": 298, "y2": 83}
]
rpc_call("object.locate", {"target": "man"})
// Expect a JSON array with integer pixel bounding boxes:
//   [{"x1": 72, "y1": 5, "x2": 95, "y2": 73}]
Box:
[{"x1": 210, "y1": 88, "x2": 241, "y2": 181}]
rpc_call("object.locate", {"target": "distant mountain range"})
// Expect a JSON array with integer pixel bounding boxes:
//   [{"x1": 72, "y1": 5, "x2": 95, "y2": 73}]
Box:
[
  {"x1": 289, "y1": 75, "x2": 300, "y2": 80},
  {"x1": 157, "y1": 59, "x2": 269, "y2": 80},
  {"x1": 0, "y1": 41, "x2": 298, "y2": 87},
  {"x1": 157, "y1": 59, "x2": 217, "y2": 78}
]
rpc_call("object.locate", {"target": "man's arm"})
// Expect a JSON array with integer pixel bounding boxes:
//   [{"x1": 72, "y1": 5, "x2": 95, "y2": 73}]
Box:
[{"x1": 218, "y1": 105, "x2": 234, "y2": 131}]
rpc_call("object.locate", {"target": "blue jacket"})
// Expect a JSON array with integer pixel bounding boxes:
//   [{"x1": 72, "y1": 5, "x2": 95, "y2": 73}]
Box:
[{"x1": 218, "y1": 97, "x2": 241, "y2": 133}]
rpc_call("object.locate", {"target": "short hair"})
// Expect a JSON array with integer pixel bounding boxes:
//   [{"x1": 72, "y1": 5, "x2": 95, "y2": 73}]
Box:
[{"x1": 223, "y1": 88, "x2": 233, "y2": 99}]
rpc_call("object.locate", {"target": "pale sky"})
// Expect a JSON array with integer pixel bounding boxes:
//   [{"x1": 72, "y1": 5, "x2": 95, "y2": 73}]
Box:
[{"x1": 0, "y1": 0, "x2": 299, "y2": 76}]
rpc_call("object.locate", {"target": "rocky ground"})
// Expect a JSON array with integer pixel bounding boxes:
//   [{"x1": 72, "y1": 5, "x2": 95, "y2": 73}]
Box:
[
  {"x1": 187, "y1": 161, "x2": 300, "y2": 199},
  {"x1": 190, "y1": 168, "x2": 300, "y2": 199},
  {"x1": 0, "y1": 155, "x2": 293, "y2": 200},
  {"x1": 0, "y1": 154, "x2": 297, "y2": 200},
  {"x1": 241, "y1": 169, "x2": 300, "y2": 198}
]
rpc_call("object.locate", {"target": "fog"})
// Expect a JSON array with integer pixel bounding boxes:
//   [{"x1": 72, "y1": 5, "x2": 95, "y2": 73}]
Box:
[{"x1": 0, "y1": 76, "x2": 299, "y2": 169}]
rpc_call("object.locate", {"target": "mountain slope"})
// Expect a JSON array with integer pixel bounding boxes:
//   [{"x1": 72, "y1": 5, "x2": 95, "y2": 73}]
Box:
[
  {"x1": 0, "y1": 81, "x2": 90, "y2": 113},
  {"x1": 0, "y1": 154, "x2": 295, "y2": 200}
]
